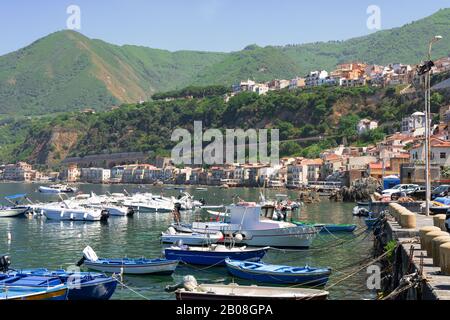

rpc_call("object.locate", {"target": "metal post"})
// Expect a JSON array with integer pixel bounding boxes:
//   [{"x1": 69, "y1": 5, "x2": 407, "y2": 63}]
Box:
[{"x1": 424, "y1": 72, "x2": 430, "y2": 216}]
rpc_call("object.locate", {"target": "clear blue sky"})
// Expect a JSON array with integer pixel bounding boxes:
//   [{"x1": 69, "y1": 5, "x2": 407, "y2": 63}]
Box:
[{"x1": 0, "y1": 0, "x2": 448, "y2": 55}]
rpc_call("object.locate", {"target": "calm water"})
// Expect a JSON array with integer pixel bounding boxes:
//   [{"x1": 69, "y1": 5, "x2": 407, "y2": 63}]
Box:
[{"x1": 0, "y1": 183, "x2": 375, "y2": 300}]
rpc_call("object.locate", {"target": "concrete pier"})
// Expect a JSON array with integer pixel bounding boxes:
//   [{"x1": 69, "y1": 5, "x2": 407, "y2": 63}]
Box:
[{"x1": 379, "y1": 203, "x2": 450, "y2": 300}]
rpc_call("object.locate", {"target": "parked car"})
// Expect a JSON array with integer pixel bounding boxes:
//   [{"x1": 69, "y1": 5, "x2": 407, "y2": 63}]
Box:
[
  {"x1": 391, "y1": 185, "x2": 426, "y2": 201},
  {"x1": 432, "y1": 185, "x2": 450, "y2": 200},
  {"x1": 382, "y1": 184, "x2": 419, "y2": 198}
]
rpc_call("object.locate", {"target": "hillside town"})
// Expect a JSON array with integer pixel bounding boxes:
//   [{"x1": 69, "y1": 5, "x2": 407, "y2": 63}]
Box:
[
  {"x1": 229, "y1": 56, "x2": 450, "y2": 96},
  {"x1": 1, "y1": 56, "x2": 449, "y2": 189},
  {"x1": 1, "y1": 104, "x2": 450, "y2": 189}
]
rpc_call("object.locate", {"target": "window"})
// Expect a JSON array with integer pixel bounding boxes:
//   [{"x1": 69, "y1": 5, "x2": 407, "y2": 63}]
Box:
[{"x1": 440, "y1": 152, "x2": 446, "y2": 159}]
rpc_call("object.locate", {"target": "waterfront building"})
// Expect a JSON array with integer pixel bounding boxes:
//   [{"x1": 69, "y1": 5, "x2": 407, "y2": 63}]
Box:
[
  {"x1": 2, "y1": 162, "x2": 38, "y2": 182},
  {"x1": 410, "y1": 137, "x2": 450, "y2": 168},
  {"x1": 81, "y1": 168, "x2": 111, "y2": 183},
  {"x1": 60, "y1": 164, "x2": 80, "y2": 182},
  {"x1": 286, "y1": 161, "x2": 306, "y2": 188}
]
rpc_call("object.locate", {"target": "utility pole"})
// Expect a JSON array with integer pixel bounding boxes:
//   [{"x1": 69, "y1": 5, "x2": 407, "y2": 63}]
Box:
[{"x1": 419, "y1": 35, "x2": 442, "y2": 216}]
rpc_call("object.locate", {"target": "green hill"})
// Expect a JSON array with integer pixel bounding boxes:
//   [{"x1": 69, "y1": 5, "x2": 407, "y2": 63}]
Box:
[
  {"x1": 3, "y1": 83, "x2": 449, "y2": 167},
  {"x1": 0, "y1": 8, "x2": 449, "y2": 116}
]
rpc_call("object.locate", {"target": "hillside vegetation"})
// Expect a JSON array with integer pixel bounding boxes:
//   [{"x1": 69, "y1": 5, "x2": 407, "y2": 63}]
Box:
[
  {"x1": 2, "y1": 84, "x2": 448, "y2": 168},
  {"x1": 0, "y1": 9, "x2": 449, "y2": 115}
]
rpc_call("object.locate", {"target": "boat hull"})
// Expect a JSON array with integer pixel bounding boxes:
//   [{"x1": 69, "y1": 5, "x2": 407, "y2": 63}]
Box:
[
  {"x1": 175, "y1": 291, "x2": 328, "y2": 301},
  {"x1": 43, "y1": 208, "x2": 106, "y2": 222},
  {"x1": 0, "y1": 286, "x2": 68, "y2": 300},
  {"x1": 67, "y1": 278, "x2": 117, "y2": 300},
  {"x1": 161, "y1": 234, "x2": 222, "y2": 246},
  {"x1": 226, "y1": 262, "x2": 330, "y2": 286},
  {"x1": 175, "y1": 284, "x2": 329, "y2": 301},
  {"x1": 0, "y1": 207, "x2": 29, "y2": 218},
  {"x1": 239, "y1": 227, "x2": 316, "y2": 249},
  {"x1": 164, "y1": 247, "x2": 268, "y2": 266},
  {"x1": 84, "y1": 260, "x2": 178, "y2": 275}
]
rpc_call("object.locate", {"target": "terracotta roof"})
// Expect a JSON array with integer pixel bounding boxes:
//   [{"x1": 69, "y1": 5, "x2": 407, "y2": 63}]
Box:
[
  {"x1": 369, "y1": 162, "x2": 391, "y2": 170},
  {"x1": 324, "y1": 153, "x2": 341, "y2": 161},
  {"x1": 302, "y1": 159, "x2": 323, "y2": 166}
]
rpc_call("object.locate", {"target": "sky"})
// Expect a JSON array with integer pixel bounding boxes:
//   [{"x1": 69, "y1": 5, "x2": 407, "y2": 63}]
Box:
[{"x1": 0, "y1": 0, "x2": 448, "y2": 55}]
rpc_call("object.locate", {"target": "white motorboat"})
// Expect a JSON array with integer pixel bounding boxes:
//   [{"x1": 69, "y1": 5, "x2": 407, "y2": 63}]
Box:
[
  {"x1": 190, "y1": 203, "x2": 318, "y2": 248},
  {"x1": 0, "y1": 207, "x2": 29, "y2": 218},
  {"x1": 39, "y1": 184, "x2": 77, "y2": 194},
  {"x1": 40, "y1": 201, "x2": 109, "y2": 222},
  {"x1": 0, "y1": 194, "x2": 31, "y2": 218},
  {"x1": 73, "y1": 193, "x2": 134, "y2": 216},
  {"x1": 161, "y1": 227, "x2": 223, "y2": 245}
]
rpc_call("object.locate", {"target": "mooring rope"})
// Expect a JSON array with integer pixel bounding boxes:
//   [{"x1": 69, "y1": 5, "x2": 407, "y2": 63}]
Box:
[{"x1": 112, "y1": 274, "x2": 151, "y2": 300}]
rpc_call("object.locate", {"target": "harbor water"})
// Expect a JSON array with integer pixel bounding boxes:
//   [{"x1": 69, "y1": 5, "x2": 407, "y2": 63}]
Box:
[{"x1": 0, "y1": 183, "x2": 375, "y2": 300}]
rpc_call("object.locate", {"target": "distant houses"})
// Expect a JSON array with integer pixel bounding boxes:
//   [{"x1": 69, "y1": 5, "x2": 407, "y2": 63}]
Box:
[{"x1": 230, "y1": 54, "x2": 450, "y2": 97}]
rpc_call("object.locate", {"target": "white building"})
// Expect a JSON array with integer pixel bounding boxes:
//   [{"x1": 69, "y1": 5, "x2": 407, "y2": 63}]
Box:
[
  {"x1": 402, "y1": 112, "x2": 426, "y2": 133},
  {"x1": 410, "y1": 138, "x2": 450, "y2": 167},
  {"x1": 81, "y1": 168, "x2": 111, "y2": 183},
  {"x1": 305, "y1": 70, "x2": 329, "y2": 87},
  {"x1": 357, "y1": 119, "x2": 379, "y2": 135}
]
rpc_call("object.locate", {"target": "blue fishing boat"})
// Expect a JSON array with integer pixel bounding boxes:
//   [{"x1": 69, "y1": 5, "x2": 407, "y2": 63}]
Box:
[
  {"x1": 0, "y1": 274, "x2": 68, "y2": 300},
  {"x1": 164, "y1": 244, "x2": 269, "y2": 266},
  {"x1": 0, "y1": 284, "x2": 68, "y2": 300},
  {"x1": 12, "y1": 269, "x2": 117, "y2": 300},
  {"x1": 225, "y1": 259, "x2": 331, "y2": 286},
  {"x1": 292, "y1": 221, "x2": 357, "y2": 233},
  {"x1": 365, "y1": 217, "x2": 378, "y2": 229},
  {"x1": 78, "y1": 246, "x2": 179, "y2": 275}
]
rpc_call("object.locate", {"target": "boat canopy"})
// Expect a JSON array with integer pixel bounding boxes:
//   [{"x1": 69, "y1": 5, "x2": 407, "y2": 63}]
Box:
[{"x1": 5, "y1": 194, "x2": 27, "y2": 200}]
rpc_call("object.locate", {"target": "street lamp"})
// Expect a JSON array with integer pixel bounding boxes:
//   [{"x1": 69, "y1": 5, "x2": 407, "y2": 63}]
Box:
[{"x1": 420, "y1": 35, "x2": 442, "y2": 216}]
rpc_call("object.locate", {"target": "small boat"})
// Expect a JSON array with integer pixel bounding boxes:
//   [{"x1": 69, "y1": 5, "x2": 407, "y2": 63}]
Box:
[
  {"x1": 78, "y1": 246, "x2": 178, "y2": 275},
  {"x1": 11, "y1": 269, "x2": 117, "y2": 300},
  {"x1": 161, "y1": 227, "x2": 223, "y2": 245},
  {"x1": 0, "y1": 194, "x2": 31, "y2": 218},
  {"x1": 353, "y1": 206, "x2": 371, "y2": 217},
  {"x1": 365, "y1": 217, "x2": 378, "y2": 228},
  {"x1": 164, "y1": 244, "x2": 269, "y2": 266},
  {"x1": 171, "y1": 276, "x2": 329, "y2": 300},
  {"x1": 196, "y1": 188, "x2": 208, "y2": 191},
  {"x1": 292, "y1": 221, "x2": 357, "y2": 233},
  {"x1": 0, "y1": 283, "x2": 68, "y2": 300},
  {"x1": 430, "y1": 199, "x2": 450, "y2": 215},
  {"x1": 39, "y1": 184, "x2": 77, "y2": 194},
  {"x1": 41, "y1": 201, "x2": 109, "y2": 222},
  {"x1": 0, "y1": 270, "x2": 69, "y2": 301},
  {"x1": 0, "y1": 255, "x2": 116, "y2": 300},
  {"x1": 225, "y1": 259, "x2": 331, "y2": 286}
]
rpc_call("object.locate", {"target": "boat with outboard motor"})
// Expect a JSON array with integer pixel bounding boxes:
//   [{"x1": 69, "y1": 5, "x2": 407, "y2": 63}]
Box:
[
  {"x1": 0, "y1": 194, "x2": 31, "y2": 218},
  {"x1": 0, "y1": 255, "x2": 117, "y2": 300},
  {"x1": 39, "y1": 184, "x2": 77, "y2": 194},
  {"x1": 169, "y1": 276, "x2": 329, "y2": 300},
  {"x1": 77, "y1": 246, "x2": 178, "y2": 275}
]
